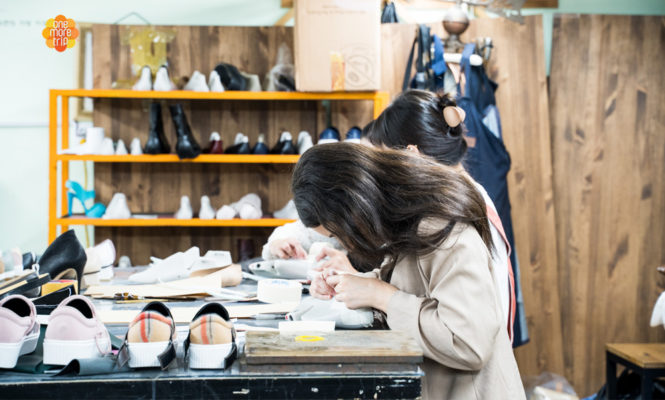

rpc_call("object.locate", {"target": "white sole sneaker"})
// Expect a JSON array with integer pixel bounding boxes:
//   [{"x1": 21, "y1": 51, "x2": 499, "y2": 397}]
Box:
[
  {"x1": 0, "y1": 331, "x2": 40, "y2": 368},
  {"x1": 127, "y1": 341, "x2": 175, "y2": 368},
  {"x1": 188, "y1": 343, "x2": 234, "y2": 369},
  {"x1": 43, "y1": 337, "x2": 109, "y2": 366}
]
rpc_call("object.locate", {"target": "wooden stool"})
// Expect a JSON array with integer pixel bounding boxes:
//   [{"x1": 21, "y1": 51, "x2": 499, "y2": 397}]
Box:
[{"x1": 606, "y1": 343, "x2": 665, "y2": 400}]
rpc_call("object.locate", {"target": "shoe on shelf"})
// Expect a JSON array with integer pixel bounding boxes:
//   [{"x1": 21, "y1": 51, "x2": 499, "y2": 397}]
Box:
[
  {"x1": 183, "y1": 70, "x2": 210, "y2": 92},
  {"x1": 185, "y1": 302, "x2": 236, "y2": 369},
  {"x1": 318, "y1": 127, "x2": 340, "y2": 144},
  {"x1": 119, "y1": 301, "x2": 177, "y2": 370},
  {"x1": 199, "y1": 195, "x2": 216, "y2": 220},
  {"x1": 129, "y1": 246, "x2": 200, "y2": 284},
  {"x1": 273, "y1": 199, "x2": 298, "y2": 219},
  {"x1": 240, "y1": 71, "x2": 261, "y2": 92},
  {"x1": 215, "y1": 205, "x2": 237, "y2": 220},
  {"x1": 115, "y1": 139, "x2": 129, "y2": 155},
  {"x1": 66, "y1": 180, "x2": 106, "y2": 218},
  {"x1": 251, "y1": 134, "x2": 269, "y2": 155},
  {"x1": 208, "y1": 70, "x2": 225, "y2": 92},
  {"x1": 297, "y1": 131, "x2": 313, "y2": 154},
  {"x1": 36, "y1": 230, "x2": 87, "y2": 292},
  {"x1": 175, "y1": 195, "x2": 193, "y2": 219},
  {"x1": 43, "y1": 295, "x2": 111, "y2": 365},
  {"x1": 102, "y1": 193, "x2": 132, "y2": 219},
  {"x1": 271, "y1": 131, "x2": 297, "y2": 155},
  {"x1": 100, "y1": 137, "x2": 114, "y2": 155},
  {"x1": 0, "y1": 295, "x2": 40, "y2": 369},
  {"x1": 130, "y1": 138, "x2": 143, "y2": 155},
  {"x1": 207, "y1": 132, "x2": 224, "y2": 154},
  {"x1": 224, "y1": 133, "x2": 250, "y2": 154},
  {"x1": 153, "y1": 65, "x2": 176, "y2": 91},
  {"x1": 232, "y1": 193, "x2": 262, "y2": 220},
  {"x1": 170, "y1": 104, "x2": 202, "y2": 160},
  {"x1": 60, "y1": 127, "x2": 106, "y2": 155},
  {"x1": 132, "y1": 65, "x2": 152, "y2": 91},
  {"x1": 214, "y1": 63, "x2": 246, "y2": 91},
  {"x1": 143, "y1": 102, "x2": 170, "y2": 155},
  {"x1": 345, "y1": 126, "x2": 362, "y2": 143}
]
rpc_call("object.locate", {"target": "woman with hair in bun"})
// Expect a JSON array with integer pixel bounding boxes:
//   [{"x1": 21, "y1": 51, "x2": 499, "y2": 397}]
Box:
[{"x1": 291, "y1": 143, "x2": 525, "y2": 399}]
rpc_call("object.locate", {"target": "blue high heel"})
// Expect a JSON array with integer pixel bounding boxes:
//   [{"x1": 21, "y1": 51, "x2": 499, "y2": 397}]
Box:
[{"x1": 66, "y1": 181, "x2": 106, "y2": 218}]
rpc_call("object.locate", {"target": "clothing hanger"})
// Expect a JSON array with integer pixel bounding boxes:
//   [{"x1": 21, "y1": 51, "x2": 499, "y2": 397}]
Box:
[{"x1": 440, "y1": 3, "x2": 485, "y2": 66}]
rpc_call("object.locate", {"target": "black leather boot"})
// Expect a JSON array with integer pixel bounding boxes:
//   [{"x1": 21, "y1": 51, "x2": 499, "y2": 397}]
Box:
[
  {"x1": 36, "y1": 230, "x2": 87, "y2": 293},
  {"x1": 143, "y1": 102, "x2": 170, "y2": 154},
  {"x1": 169, "y1": 104, "x2": 202, "y2": 159}
]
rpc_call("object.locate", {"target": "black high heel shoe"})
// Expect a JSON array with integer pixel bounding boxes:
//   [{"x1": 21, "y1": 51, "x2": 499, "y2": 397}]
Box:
[
  {"x1": 36, "y1": 230, "x2": 87, "y2": 293},
  {"x1": 143, "y1": 102, "x2": 171, "y2": 154},
  {"x1": 169, "y1": 104, "x2": 202, "y2": 159}
]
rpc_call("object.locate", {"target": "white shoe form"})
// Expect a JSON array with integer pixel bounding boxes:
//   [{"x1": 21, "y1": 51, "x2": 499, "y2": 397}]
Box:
[
  {"x1": 129, "y1": 246, "x2": 201, "y2": 284},
  {"x1": 83, "y1": 239, "x2": 116, "y2": 274},
  {"x1": 130, "y1": 138, "x2": 143, "y2": 155},
  {"x1": 132, "y1": 66, "x2": 152, "y2": 91},
  {"x1": 273, "y1": 199, "x2": 298, "y2": 219},
  {"x1": 199, "y1": 195, "x2": 216, "y2": 220},
  {"x1": 279, "y1": 131, "x2": 293, "y2": 144},
  {"x1": 102, "y1": 193, "x2": 131, "y2": 219},
  {"x1": 240, "y1": 71, "x2": 262, "y2": 91},
  {"x1": 99, "y1": 137, "x2": 115, "y2": 155},
  {"x1": 190, "y1": 250, "x2": 232, "y2": 273},
  {"x1": 209, "y1": 132, "x2": 221, "y2": 142},
  {"x1": 184, "y1": 70, "x2": 210, "y2": 92},
  {"x1": 297, "y1": 131, "x2": 313, "y2": 154},
  {"x1": 231, "y1": 193, "x2": 262, "y2": 220},
  {"x1": 216, "y1": 205, "x2": 237, "y2": 220},
  {"x1": 153, "y1": 66, "x2": 176, "y2": 91},
  {"x1": 233, "y1": 132, "x2": 245, "y2": 145},
  {"x1": 61, "y1": 127, "x2": 106, "y2": 155},
  {"x1": 208, "y1": 70, "x2": 225, "y2": 92},
  {"x1": 115, "y1": 139, "x2": 128, "y2": 155},
  {"x1": 175, "y1": 195, "x2": 193, "y2": 219}
]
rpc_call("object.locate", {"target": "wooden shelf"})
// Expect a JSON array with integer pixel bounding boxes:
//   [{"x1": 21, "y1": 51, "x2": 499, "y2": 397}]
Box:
[
  {"x1": 56, "y1": 154, "x2": 300, "y2": 164},
  {"x1": 58, "y1": 215, "x2": 296, "y2": 227},
  {"x1": 50, "y1": 89, "x2": 386, "y2": 101}
]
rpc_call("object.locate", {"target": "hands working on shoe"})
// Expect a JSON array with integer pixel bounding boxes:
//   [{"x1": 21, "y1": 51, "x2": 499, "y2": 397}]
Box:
[
  {"x1": 268, "y1": 238, "x2": 307, "y2": 259},
  {"x1": 309, "y1": 247, "x2": 397, "y2": 313}
]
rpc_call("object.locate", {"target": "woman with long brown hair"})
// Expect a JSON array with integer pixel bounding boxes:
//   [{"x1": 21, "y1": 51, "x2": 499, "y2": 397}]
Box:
[{"x1": 291, "y1": 142, "x2": 524, "y2": 399}]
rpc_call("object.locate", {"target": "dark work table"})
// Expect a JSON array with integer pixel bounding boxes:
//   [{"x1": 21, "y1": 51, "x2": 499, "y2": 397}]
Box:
[{"x1": 0, "y1": 270, "x2": 423, "y2": 399}]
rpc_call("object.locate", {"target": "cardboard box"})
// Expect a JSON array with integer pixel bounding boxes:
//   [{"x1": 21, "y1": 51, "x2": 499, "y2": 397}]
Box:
[{"x1": 294, "y1": 0, "x2": 381, "y2": 92}]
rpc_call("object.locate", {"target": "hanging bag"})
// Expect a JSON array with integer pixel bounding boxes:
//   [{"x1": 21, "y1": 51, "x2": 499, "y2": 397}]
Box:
[{"x1": 402, "y1": 25, "x2": 446, "y2": 92}]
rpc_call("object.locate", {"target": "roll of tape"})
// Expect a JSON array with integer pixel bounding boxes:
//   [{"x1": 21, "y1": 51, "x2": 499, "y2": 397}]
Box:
[{"x1": 257, "y1": 279, "x2": 302, "y2": 304}]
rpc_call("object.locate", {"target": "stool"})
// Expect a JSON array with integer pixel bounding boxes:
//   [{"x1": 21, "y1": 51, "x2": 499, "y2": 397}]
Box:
[{"x1": 606, "y1": 343, "x2": 665, "y2": 400}]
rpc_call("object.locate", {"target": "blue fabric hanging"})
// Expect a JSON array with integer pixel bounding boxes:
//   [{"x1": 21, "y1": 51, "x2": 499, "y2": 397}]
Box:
[{"x1": 457, "y1": 43, "x2": 529, "y2": 347}]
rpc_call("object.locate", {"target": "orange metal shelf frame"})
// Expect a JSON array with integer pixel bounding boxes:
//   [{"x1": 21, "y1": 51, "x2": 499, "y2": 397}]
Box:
[{"x1": 48, "y1": 88, "x2": 390, "y2": 242}]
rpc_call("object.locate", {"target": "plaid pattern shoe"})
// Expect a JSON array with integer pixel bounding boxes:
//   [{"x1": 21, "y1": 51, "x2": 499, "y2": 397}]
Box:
[
  {"x1": 185, "y1": 302, "x2": 236, "y2": 369},
  {"x1": 119, "y1": 301, "x2": 177, "y2": 369}
]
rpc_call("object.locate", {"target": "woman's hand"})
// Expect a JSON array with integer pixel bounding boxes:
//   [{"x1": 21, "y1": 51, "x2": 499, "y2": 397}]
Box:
[
  {"x1": 309, "y1": 274, "x2": 336, "y2": 300},
  {"x1": 269, "y1": 238, "x2": 307, "y2": 259},
  {"x1": 313, "y1": 247, "x2": 358, "y2": 275},
  {"x1": 325, "y1": 274, "x2": 398, "y2": 312}
]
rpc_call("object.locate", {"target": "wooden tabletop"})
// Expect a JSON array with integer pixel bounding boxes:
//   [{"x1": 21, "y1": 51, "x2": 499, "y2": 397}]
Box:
[{"x1": 606, "y1": 343, "x2": 665, "y2": 368}]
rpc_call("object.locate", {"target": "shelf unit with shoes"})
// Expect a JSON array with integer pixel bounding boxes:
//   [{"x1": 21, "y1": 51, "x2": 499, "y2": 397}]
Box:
[{"x1": 49, "y1": 88, "x2": 390, "y2": 261}]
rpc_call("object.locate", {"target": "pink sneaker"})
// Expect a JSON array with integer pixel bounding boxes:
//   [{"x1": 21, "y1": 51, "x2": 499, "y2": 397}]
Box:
[
  {"x1": 43, "y1": 295, "x2": 111, "y2": 365},
  {"x1": 0, "y1": 295, "x2": 40, "y2": 368}
]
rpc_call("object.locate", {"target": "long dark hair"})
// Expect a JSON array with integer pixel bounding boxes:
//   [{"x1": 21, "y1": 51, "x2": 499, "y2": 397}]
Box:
[
  {"x1": 292, "y1": 143, "x2": 491, "y2": 271},
  {"x1": 363, "y1": 90, "x2": 467, "y2": 166}
]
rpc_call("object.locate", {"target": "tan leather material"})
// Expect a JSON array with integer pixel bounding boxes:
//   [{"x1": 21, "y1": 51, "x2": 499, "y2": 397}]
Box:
[
  {"x1": 189, "y1": 314, "x2": 233, "y2": 345},
  {"x1": 189, "y1": 263, "x2": 242, "y2": 287},
  {"x1": 127, "y1": 311, "x2": 174, "y2": 343}
]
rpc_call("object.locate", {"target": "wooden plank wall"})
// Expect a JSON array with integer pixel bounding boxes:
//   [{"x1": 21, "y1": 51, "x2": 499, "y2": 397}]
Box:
[{"x1": 550, "y1": 15, "x2": 665, "y2": 395}]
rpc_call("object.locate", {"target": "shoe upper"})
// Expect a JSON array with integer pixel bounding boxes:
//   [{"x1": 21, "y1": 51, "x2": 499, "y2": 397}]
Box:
[
  {"x1": 36, "y1": 230, "x2": 87, "y2": 286},
  {"x1": 45, "y1": 295, "x2": 109, "y2": 348},
  {"x1": 127, "y1": 302, "x2": 176, "y2": 343},
  {"x1": 318, "y1": 127, "x2": 340, "y2": 144},
  {"x1": 187, "y1": 302, "x2": 234, "y2": 346},
  {"x1": 0, "y1": 295, "x2": 39, "y2": 343},
  {"x1": 345, "y1": 126, "x2": 362, "y2": 143}
]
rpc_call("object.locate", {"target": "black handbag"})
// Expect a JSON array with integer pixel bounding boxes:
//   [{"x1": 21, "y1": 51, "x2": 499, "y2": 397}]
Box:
[{"x1": 402, "y1": 25, "x2": 445, "y2": 92}]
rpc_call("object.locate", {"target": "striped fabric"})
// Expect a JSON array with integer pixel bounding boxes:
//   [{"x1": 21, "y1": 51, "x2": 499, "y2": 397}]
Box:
[{"x1": 127, "y1": 311, "x2": 175, "y2": 343}]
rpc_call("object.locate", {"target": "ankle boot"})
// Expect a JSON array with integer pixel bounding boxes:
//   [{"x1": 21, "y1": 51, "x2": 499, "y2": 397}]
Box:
[
  {"x1": 143, "y1": 102, "x2": 170, "y2": 154},
  {"x1": 169, "y1": 104, "x2": 202, "y2": 159},
  {"x1": 36, "y1": 230, "x2": 87, "y2": 293}
]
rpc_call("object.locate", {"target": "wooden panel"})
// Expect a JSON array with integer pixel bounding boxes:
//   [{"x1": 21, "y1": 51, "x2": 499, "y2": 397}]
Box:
[
  {"x1": 524, "y1": 0, "x2": 558, "y2": 8},
  {"x1": 245, "y1": 331, "x2": 423, "y2": 364},
  {"x1": 550, "y1": 15, "x2": 665, "y2": 395}
]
